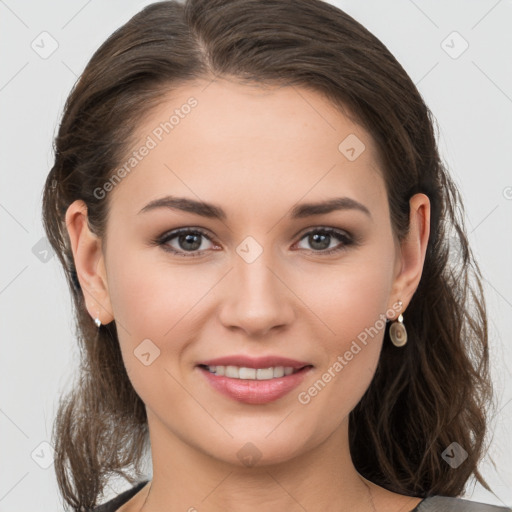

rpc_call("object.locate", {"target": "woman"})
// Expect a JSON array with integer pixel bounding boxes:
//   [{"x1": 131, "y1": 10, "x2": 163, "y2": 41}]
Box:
[{"x1": 42, "y1": 0, "x2": 511, "y2": 510}]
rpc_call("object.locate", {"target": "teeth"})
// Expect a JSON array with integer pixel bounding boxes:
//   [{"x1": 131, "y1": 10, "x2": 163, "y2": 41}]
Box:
[
  {"x1": 256, "y1": 367, "x2": 274, "y2": 380},
  {"x1": 225, "y1": 365, "x2": 239, "y2": 378},
  {"x1": 205, "y1": 365, "x2": 299, "y2": 380},
  {"x1": 239, "y1": 367, "x2": 256, "y2": 379}
]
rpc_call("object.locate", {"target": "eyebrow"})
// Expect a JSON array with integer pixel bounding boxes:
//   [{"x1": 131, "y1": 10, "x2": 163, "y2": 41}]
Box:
[{"x1": 138, "y1": 195, "x2": 372, "y2": 220}]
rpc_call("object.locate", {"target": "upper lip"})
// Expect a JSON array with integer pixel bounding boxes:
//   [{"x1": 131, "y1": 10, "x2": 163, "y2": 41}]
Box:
[{"x1": 198, "y1": 355, "x2": 312, "y2": 369}]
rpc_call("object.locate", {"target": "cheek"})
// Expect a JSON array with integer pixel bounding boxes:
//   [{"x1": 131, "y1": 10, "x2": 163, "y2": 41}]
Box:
[
  {"x1": 293, "y1": 248, "x2": 394, "y2": 415},
  {"x1": 300, "y1": 253, "x2": 394, "y2": 345},
  {"x1": 104, "y1": 247, "x2": 213, "y2": 378},
  {"x1": 106, "y1": 243, "x2": 211, "y2": 338}
]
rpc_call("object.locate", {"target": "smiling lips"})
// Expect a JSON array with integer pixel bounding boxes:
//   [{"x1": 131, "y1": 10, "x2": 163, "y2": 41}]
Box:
[{"x1": 197, "y1": 355, "x2": 313, "y2": 404}]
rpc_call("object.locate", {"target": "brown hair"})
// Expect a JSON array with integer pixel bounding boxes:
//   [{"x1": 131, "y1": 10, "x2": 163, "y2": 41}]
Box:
[{"x1": 42, "y1": 0, "x2": 494, "y2": 509}]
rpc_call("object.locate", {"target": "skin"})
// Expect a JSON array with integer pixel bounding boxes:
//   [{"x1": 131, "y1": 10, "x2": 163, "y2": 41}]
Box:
[{"x1": 66, "y1": 79, "x2": 430, "y2": 512}]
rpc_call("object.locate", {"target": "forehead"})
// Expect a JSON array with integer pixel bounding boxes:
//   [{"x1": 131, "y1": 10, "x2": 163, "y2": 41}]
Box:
[{"x1": 108, "y1": 79, "x2": 387, "y2": 219}]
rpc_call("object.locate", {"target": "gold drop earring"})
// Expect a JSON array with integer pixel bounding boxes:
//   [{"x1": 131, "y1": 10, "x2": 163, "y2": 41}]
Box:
[{"x1": 389, "y1": 300, "x2": 407, "y2": 347}]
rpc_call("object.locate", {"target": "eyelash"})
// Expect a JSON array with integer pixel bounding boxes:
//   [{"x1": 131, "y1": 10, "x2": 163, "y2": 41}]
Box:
[{"x1": 152, "y1": 227, "x2": 355, "y2": 258}]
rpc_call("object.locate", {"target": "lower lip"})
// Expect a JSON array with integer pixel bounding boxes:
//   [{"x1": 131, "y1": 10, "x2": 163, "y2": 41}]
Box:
[{"x1": 198, "y1": 366, "x2": 312, "y2": 404}]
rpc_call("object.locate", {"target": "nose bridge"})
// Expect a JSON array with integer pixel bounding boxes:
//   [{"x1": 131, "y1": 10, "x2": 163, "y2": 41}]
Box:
[
  {"x1": 233, "y1": 231, "x2": 279, "y2": 289},
  {"x1": 237, "y1": 248, "x2": 276, "y2": 295},
  {"x1": 218, "y1": 238, "x2": 294, "y2": 335}
]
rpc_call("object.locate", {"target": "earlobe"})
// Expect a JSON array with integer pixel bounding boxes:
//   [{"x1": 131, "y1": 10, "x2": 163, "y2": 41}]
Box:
[
  {"x1": 65, "y1": 200, "x2": 114, "y2": 325},
  {"x1": 389, "y1": 193, "x2": 431, "y2": 311}
]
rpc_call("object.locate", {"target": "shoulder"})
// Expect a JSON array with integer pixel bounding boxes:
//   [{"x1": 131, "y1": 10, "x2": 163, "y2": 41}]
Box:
[
  {"x1": 414, "y1": 495, "x2": 512, "y2": 512},
  {"x1": 93, "y1": 480, "x2": 150, "y2": 512}
]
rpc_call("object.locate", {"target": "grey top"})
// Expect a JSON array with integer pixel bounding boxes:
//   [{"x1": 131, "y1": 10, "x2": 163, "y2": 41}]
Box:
[
  {"x1": 93, "y1": 480, "x2": 512, "y2": 511},
  {"x1": 413, "y1": 495, "x2": 512, "y2": 511}
]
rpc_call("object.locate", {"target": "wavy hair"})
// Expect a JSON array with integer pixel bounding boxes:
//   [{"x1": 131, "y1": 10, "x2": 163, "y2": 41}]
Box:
[{"x1": 41, "y1": 0, "x2": 494, "y2": 509}]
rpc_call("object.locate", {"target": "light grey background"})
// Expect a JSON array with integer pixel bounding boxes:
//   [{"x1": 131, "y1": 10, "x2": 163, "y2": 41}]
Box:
[{"x1": 1, "y1": 0, "x2": 511, "y2": 510}]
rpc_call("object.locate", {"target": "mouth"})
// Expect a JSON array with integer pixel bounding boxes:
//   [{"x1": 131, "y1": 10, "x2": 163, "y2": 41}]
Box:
[{"x1": 196, "y1": 357, "x2": 313, "y2": 404}]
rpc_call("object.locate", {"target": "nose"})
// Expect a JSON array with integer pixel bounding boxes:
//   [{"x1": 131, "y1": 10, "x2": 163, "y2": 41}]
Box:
[{"x1": 217, "y1": 249, "x2": 295, "y2": 338}]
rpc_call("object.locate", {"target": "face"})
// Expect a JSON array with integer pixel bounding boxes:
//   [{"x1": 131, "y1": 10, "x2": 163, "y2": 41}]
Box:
[{"x1": 95, "y1": 79, "x2": 405, "y2": 466}]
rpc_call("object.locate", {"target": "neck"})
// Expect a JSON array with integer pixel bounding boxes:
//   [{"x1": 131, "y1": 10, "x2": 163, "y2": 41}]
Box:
[{"x1": 140, "y1": 412, "x2": 376, "y2": 512}]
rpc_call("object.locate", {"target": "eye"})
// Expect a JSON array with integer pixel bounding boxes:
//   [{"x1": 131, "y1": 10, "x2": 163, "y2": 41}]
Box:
[
  {"x1": 153, "y1": 226, "x2": 354, "y2": 258},
  {"x1": 155, "y1": 228, "x2": 218, "y2": 257},
  {"x1": 295, "y1": 227, "x2": 353, "y2": 255}
]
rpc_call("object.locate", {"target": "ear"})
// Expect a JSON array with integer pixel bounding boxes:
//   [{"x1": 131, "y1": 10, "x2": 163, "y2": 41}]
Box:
[
  {"x1": 65, "y1": 199, "x2": 114, "y2": 325},
  {"x1": 388, "y1": 193, "x2": 430, "y2": 317}
]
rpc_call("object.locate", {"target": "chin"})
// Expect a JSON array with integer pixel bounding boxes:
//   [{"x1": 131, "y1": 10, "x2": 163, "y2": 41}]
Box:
[{"x1": 203, "y1": 431, "x2": 315, "y2": 469}]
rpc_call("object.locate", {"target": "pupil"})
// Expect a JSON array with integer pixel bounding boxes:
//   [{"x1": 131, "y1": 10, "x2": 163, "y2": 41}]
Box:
[
  {"x1": 180, "y1": 233, "x2": 201, "y2": 251},
  {"x1": 310, "y1": 232, "x2": 330, "y2": 250}
]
